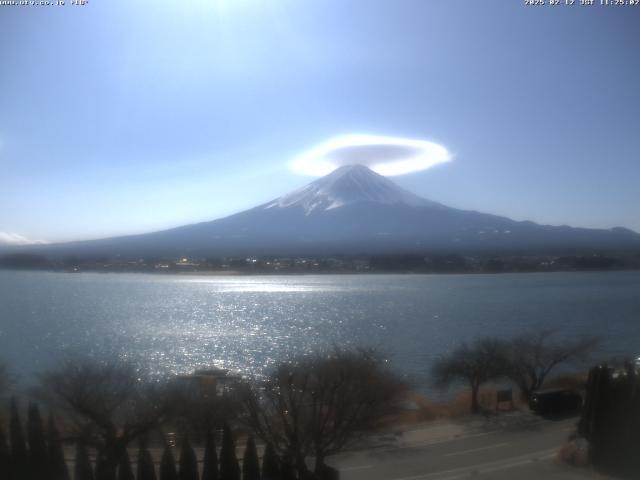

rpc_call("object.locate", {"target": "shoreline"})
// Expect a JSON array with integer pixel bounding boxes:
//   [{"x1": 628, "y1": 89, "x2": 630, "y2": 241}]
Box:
[{"x1": 1, "y1": 266, "x2": 640, "y2": 277}]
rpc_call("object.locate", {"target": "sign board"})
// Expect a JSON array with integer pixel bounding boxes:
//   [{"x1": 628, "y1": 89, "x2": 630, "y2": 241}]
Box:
[
  {"x1": 497, "y1": 388, "x2": 513, "y2": 403},
  {"x1": 496, "y1": 388, "x2": 514, "y2": 411}
]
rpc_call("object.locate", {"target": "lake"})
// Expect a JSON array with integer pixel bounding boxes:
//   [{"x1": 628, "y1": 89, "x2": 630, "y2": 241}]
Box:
[{"x1": 1, "y1": 270, "x2": 639, "y2": 394}]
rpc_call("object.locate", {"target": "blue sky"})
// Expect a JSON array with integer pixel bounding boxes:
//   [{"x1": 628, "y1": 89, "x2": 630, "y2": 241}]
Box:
[{"x1": 0, "y1": 0, "x2": 638, "y2": 243}]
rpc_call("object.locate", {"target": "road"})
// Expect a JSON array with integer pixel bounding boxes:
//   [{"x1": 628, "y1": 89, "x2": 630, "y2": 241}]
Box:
[{"x1": 328, "y1": 414, "x2": 603, "y2": 480}]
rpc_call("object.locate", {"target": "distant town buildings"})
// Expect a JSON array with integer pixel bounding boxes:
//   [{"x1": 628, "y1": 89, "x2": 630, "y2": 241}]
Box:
[{"x1": 1, "y1": 251, "x2": 638, "y2": 274}]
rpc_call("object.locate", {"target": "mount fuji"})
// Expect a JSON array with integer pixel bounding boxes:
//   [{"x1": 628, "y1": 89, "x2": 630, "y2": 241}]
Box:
[{"x1": 20, "y1": 165, "x2": 640, "y2": 258}]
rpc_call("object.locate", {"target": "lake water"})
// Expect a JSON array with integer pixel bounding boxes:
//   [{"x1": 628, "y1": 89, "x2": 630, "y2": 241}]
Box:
[{"x1": 1, "y1": 270, "x2": 639, "y2": 394}]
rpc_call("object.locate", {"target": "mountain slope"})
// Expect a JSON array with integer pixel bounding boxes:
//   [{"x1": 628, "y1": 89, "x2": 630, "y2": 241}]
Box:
[
  {"x1": 264, "y1": 164, "x2": 442, "y2": 214},
  {"x1": 23, "y1": 165, "x2": 640, "y2": 258}
]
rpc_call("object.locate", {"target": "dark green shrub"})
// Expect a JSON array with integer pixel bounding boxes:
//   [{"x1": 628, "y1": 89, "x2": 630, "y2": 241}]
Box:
[{"x1": 579, "y1": 362, "x2": 640, "y2": 475}]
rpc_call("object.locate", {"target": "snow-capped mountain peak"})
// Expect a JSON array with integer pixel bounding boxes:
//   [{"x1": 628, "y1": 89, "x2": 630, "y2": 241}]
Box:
[
  {"x1": 265, "y1": 164, "x2": 440, "y2": 215},
  {"x1": 19, "y1": 163, "x2": 640, "y2": 258}
]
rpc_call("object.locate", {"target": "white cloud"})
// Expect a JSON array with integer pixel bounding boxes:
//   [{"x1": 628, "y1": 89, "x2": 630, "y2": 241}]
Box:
[
  {"x1": 0, "y1": 232, "x2": 48, "y2": 246},
  {"x1": 290, "y1": 134, "x2": 452, "y2": 177}
]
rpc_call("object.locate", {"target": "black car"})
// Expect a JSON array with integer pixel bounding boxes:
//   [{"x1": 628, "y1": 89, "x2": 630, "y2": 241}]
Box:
[{"x1": 529, "y1": 388, "x2": 583, "y2": 415}]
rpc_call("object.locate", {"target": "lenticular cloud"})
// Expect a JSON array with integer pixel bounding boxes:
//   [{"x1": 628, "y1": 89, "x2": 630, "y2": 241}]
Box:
[{"x1": 290, "y1": 134, "x2": 451, "y2": 177}]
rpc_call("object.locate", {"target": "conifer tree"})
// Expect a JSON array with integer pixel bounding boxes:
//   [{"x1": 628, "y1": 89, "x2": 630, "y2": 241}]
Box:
[
  {"x1": 95, "y1": 449, "x2": 116, "y2": 480},
  {"x1": 201, "y1": 430, "x2": 218, "y2": 480},
  {"x1": 219, "y1": 424, "x2": 240, "y2": 480},
  {"x1": 242, "y1": 436, "x2": 260, "y2": 480},
  {"x1": 0, "y1": 421, "x2": 11, "y2": 480},
  {"x1": 117, "y1": 449, "x2": 135, "y2": 480},
  {"x1": 47, "y1": 415, "x2": 70, "y2": 480},
  {"x1": 10, "y1": 398, "x2": 29, "y2": 480},
  {"x1": 279, "y1": 455, "x2": 295, "y2": 480},
  {"x1": 179, "y1": 437, "x2": 199, "y2": 480},
  {"x1": 260, "y1": 443, "x2": 279, "y2": 480},
  {"x1": 160, "y1": 445, "x2": 178, "y2": 480},
  {"x1": 137, "y1": 439, "x2": 157, "y2": 480},
  {"x1": 74, "y1": 443, "x2": 95, "y2": 480},
  {"x1": 27, "y1": 403, "x2": 48, "y2": 479}
]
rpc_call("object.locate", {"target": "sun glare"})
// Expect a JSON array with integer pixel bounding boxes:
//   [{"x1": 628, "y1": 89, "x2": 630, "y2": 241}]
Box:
[{"x1": 290, "y1": 134, "x2": 452, "y2": 177}]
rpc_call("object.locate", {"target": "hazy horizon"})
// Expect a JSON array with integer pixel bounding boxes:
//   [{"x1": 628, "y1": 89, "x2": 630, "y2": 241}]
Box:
[{"x1": 4, "y1": 162, "x2": 640, "y2": 247}]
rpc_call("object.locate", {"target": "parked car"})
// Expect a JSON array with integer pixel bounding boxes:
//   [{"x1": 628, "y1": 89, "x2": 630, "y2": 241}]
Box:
[{"x1": 529, "y1": 388, "x2": 582, "y2": 415}]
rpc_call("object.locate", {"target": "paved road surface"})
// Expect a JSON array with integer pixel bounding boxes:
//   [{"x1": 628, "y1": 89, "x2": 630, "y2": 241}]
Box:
[{"x1": 328, "y1": 414, "x2": 604, "y2": 480}]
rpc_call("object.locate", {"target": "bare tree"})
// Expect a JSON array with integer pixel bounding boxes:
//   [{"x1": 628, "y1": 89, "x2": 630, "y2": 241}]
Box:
[
  {"x1": 432, "y1": 338, "x2": 508, "y2": 414},
  {"x1": 37, "y1": 358, "x2": 171, "y2": 478},
  {"x1": 505, "y1": 331, "x2": 597, "y2": 400},
  {"x1": 239, "y1": 350, "x2": 406, "y2": 476}
]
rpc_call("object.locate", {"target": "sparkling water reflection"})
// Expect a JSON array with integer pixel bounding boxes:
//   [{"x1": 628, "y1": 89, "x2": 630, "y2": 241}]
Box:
[{"x1": 1, "y1": 271, "x2": 639, "y2": 393}]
